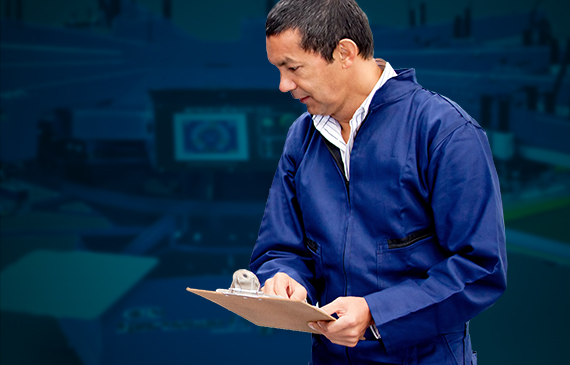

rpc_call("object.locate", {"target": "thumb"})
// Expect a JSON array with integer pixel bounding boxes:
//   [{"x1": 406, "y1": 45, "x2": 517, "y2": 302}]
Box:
[
  {"x1": 320, "y1": 298, "x2": 345, "y2": 317},
  {"x1": 289, "y1": 289, "x2": 306, "y2": 301}
]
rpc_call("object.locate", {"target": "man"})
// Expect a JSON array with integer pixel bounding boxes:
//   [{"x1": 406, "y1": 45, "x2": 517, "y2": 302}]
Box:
[{"x1": 250, "y1": 0, "x2": 507, "y2": 364}]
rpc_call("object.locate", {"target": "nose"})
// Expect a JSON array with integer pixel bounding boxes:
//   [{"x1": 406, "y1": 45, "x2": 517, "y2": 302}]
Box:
[{"x1": 279, "y1": 74, "x2": 297, "y2": 93}]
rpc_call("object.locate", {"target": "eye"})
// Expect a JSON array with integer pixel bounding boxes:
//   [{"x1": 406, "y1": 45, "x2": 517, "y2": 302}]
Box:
[{"x1": 289, "y1": 66, "x2": 299, "y2": 72}]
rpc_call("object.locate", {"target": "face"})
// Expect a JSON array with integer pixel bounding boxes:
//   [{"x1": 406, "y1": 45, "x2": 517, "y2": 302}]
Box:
[{"x1": 266, "y1": 29, "x2": 346, "y2": 117}]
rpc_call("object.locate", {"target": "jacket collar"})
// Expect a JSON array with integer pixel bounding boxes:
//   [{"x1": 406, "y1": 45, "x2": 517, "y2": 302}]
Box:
[{"x1": 368, "y1": 68, "x2": 421, "y2": 111}]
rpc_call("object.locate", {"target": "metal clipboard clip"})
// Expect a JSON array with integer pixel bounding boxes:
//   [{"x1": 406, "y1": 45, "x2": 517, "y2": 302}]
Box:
[
  {"x1": 215, "y1": 269, "x2": 283, "y2": 299},
  {"x1": 215, "y1": 287, "x2": 281, "y2": 299}
]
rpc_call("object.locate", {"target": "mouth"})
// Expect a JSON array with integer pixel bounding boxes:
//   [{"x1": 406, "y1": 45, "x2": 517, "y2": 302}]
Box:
[{"x1": 299, "y1": 96, "x2": 310, "y2": 104}]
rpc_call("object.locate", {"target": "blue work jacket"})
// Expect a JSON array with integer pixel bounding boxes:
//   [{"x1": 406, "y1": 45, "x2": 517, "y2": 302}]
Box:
[{"x1": 250, "y1": 68, "x2": 507, "y2": 364}]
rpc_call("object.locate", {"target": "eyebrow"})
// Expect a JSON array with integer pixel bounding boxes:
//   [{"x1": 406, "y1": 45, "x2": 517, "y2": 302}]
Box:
[{"x1": 277, "y1": 57, "x2": 295, "y2": 67}]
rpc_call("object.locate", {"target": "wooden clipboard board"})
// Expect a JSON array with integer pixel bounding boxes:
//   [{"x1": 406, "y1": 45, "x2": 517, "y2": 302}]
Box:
[{"x1": 186, "y1": 288, "x2": 334, "y2": 334}]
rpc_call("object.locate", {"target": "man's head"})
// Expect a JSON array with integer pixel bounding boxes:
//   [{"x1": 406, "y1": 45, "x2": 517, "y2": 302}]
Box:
[
  {"x1": 265, "y1": 0, "x2": 379, "y2": 121},
  {"x1": 266, "y1": 0, "x2": 374, "y2": 63}
]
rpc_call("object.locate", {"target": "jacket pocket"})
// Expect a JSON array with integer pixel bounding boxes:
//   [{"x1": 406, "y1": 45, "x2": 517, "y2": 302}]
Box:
[
  {"x1": 443, "y1": 330, "x2": 464, "y2": 365},
  {"x1": 305, "y1": 237, "x2": 327, "y2": 303},
  {"x1": 387, "y1": 228, "x2": 435, "y2": 249},
  {"x1": 405, "y1": 332, "x2": 461, "y2": 365},
  {"x1": 378, "y1": 228, "x2": 447, "y2": 288},
  {"x1": 306, "y1": 238, "x2": 319, "y2": 254}
]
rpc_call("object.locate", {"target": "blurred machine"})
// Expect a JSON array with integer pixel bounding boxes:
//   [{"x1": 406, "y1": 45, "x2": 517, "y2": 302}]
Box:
[{"x1": 1, "y1": 1, "x2": 569, "y2": 364}]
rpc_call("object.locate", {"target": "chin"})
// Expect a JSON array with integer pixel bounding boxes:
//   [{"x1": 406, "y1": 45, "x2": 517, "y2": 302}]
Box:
[{"x1": 306, "y1": 105, "x2": 324, "y2": 116}]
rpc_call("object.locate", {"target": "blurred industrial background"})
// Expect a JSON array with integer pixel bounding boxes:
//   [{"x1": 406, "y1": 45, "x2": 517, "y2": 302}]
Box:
[{"x1": 1, "y1": 0, "x2": 569, "y2": 364}]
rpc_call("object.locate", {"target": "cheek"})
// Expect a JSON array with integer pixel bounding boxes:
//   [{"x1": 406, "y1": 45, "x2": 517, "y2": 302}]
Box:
[
  {"x1": 316, "y1": 82, "x2": 339, "y2": 105},
  {"x1": 302, "y1": 69, "x2": 338, "y2": 103},
  {"x1": 318, "y1": 71, "x2": 340, "y2": 97}
]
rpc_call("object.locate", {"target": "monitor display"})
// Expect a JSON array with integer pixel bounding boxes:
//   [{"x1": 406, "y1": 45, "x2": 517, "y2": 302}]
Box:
[{"x1": 173, "y1": 112, "x2": 249, "y2": 162}]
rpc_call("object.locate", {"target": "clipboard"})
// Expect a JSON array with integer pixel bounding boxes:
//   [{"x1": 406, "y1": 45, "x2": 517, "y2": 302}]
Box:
[{"x1": 186, "y1": 287, "x2": 334, "y2": 334}]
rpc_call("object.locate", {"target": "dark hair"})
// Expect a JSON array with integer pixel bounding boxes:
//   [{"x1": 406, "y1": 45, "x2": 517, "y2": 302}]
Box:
[{"x1": 266, "y1": 0, "x2": 374, "y2": 63}]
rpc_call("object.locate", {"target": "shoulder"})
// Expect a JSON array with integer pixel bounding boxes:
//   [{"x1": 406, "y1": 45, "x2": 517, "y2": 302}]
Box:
[
  {"x1": 371, "y1": 71, "x2": 481, "y2": 142},
  {"x1": 272, "y1": 112, "x2": 319, "y2": 173},
  {"x1": 286, "y1": 112, "x2": 314, "y2": 140},
  {"x1": 282, "y1": 112, "x2": 317, "y2": 156},
  {"x1": 410, "y1": 89, "x2": 483, "y2": 154}
]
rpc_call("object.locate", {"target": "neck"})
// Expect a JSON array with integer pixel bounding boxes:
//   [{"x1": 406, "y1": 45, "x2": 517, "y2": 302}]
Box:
[{"x1": 332, "y1": 58, "x2": 383, "y2": 129}]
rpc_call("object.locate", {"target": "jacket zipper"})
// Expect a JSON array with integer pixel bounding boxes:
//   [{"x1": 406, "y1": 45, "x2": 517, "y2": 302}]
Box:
[
  {"x1": 320, "y1": 110, "x2": 372, "y2": 362},
  {"x1": 343, "y1": 111, "x2": 371, "y2": 363},
  {"x1": 342, "y1": 110, "x2": 371, "y2": 298}
]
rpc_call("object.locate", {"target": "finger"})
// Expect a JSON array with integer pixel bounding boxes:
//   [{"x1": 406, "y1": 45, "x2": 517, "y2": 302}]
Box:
[
  {"x1": 316, "y1": 322, "x2": 364, "y2": 347},
  {"x1": 315, "y1": 318, "x2": 366, "y2": 346},
  {"x1": 317, "y1": 320, "x2": 333, "y2": 333},
  {"x1": 320, "y1": 299, "x2": 344, "y2": 317},
  {"x1": 322, "y1": 315, "x2": 357, "y2": 334},
  {"x1": 272, "y1": 274, "x2": 291, "y2": 298},
  {"x1": 317, "y1": 316, "x2": 354, "y2": 338},
  {"x1": 307, "y1": 321, "x2": 322, "y2": 334},
  {"x1": 289, "y1": 285, "x2": 307, "y2": 301},
  {"x1": 324, "y1": 317, "x2": 367, "y2": 342},
  {"x1": 262, "y1": 278, "x2": 276, "y2": 295}
]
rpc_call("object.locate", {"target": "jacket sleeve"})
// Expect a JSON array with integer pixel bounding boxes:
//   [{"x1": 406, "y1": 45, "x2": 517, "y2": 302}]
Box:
[
  {"x1": 249, "y1": 120, "x2": 318, "y2": 304},
  {"x1": 364, "y1": 121, "x2": 508, "y2": 352}
]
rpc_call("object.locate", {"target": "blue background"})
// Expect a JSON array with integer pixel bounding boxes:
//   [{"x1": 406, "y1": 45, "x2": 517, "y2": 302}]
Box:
[{"x1": 1, "y1": 0, "x2": 569, "y2": 364}]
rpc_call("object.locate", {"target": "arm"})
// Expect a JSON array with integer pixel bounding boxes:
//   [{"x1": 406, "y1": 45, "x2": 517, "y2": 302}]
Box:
[
  {"x1": 250, "y1": 117, "x2": 318, "y2": 303},
  {"x1": 364, "y1": 121, "x2": 507, "y2": 352}
]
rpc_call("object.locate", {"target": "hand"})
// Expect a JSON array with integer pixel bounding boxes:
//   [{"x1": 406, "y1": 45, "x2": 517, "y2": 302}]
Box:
[
  {"x1": 308, "y1": 296, "x2": 373, "y2": 347},
  {"x1": 261, "y1": 272, "x2": 307, "y2": 301}
]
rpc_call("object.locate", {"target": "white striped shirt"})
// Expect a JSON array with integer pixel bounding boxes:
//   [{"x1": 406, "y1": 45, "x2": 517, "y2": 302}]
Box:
[{"x1": 312, "y1": 61, "x2": 397, "y2": 180}]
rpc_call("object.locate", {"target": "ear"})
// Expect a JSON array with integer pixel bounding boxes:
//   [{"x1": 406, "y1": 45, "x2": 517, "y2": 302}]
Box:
[{"x1": 335, "y1": 39, "x2": 359, "y2": 68}]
